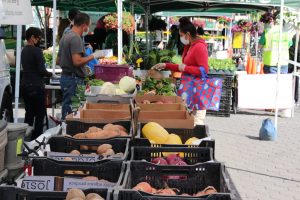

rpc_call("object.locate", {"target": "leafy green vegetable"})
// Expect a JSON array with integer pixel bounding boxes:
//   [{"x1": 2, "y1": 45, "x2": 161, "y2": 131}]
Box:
[
  {"x1": 159, "y1": 56, "x2": 172, "y2": 63},
  {"x1": 142, "y1": 77, "x2": 175, "y2": 95},
  {"x1": 171, "y1": 55, "x2": 182, "y2": 64},
  {"x1": 88, "y1": 79, "x2": 104, "y2": 86},
  {"x1": 71, "y1": 85, "x2": 86, "y2": 111},
  {"x1": 208, "y1": 58, "x2": 236, "y2": 72}
]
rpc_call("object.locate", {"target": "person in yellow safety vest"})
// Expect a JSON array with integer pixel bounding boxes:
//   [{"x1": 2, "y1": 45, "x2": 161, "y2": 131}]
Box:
[{"x1": 259, "y1": 22, "x2": 293, "y2": 74}]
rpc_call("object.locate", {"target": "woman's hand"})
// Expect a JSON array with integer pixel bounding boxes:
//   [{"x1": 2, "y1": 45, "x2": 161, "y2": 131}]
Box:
[{"x1": 151, "y1": 63, "x2": 166, "y2": 71}]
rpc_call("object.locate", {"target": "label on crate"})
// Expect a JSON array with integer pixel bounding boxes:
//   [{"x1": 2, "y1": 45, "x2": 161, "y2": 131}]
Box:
[
  {"x1": 46, "y1": 152, "x2": 102, "y2": 162},
  {"x1": 63, "y1": 178, "x2": 116, "y2": 191},
  {"x1": 20, "y1": 176, "x2": 55, "y2": 191}
]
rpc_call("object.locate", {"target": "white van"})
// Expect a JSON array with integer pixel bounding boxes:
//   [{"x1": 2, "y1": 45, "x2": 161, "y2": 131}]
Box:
[{"x1": 0, "y1": 39, "x2": 13, "y2": 121}]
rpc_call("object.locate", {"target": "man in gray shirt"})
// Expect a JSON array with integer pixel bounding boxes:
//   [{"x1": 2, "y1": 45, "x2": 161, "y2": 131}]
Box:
[{"x1": 57, "y1": 12, "x2": 102, "y2": 120}]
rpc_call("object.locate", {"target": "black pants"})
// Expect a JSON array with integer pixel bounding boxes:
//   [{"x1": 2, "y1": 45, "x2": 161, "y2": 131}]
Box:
[{"x1": 22, "y1": 85, "x2": 46, "y2": 140}]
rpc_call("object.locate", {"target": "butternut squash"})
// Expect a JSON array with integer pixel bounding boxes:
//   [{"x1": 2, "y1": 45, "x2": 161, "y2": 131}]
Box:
[{"x1": 142, "y1": 122, "x2": 169, "y2": 144}]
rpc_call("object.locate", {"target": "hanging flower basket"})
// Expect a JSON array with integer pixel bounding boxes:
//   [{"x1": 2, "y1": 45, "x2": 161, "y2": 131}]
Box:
[
  {"x1": 104, "y1": 12, "x2": 135, "y2": 34},
  {"x1": 217, "y1": 16, "x2": 232, "y2": 25},
  {"x1": 232, "y1": 20, "x2": 252, "y2": 32}
]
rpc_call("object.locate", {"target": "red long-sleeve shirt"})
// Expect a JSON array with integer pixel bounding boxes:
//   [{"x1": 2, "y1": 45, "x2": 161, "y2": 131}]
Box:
[{"x1": 166, "y1": 39, "x2": 208, "y2": 76}]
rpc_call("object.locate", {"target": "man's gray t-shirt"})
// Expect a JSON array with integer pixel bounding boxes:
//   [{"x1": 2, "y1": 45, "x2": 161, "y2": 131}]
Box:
[{"x1": 58, "y1": 31, "x2": 86, "y2": 78}]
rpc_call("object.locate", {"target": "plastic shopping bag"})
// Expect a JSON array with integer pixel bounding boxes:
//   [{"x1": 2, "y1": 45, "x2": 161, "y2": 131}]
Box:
[{"x1": 259, "y1": 118, "x2": 277, "y2": 141}]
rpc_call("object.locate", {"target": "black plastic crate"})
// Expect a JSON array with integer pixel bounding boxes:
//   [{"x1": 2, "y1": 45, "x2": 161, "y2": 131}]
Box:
[
  {"x1": 131, "y1": 146, "x2": 213, "y2": 164},
  {"x1": 115, "y1": 161, "x2": 231, "y2": 200},
  {"x1": 115, "y1": 190, "x2": 231, "y2": 200},
  {"x1": 47, "y1": 136, "x2": 130, "y2": 160},
  {"x1": 133, "y1": 125, "x2": 215, "y2": 159},
  {"x1": 32, "y1": 158, "x2": 124, "y2": 184},
  {"x1": 0, "y1": 186, "x2": 111, "y2": 200},
  {"x1": 66, "y1": 120, "x2": 140, "y2": 138}
]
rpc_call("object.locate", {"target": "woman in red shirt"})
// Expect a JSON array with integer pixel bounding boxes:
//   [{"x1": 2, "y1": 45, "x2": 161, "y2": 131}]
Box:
[{"x1": 152, "y1": 17, "x2": 209, "y2": 125}]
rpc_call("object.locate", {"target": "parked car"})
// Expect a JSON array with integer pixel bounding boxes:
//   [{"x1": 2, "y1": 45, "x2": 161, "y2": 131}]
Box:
[{"x1": 0, "y1": 39, "x2": 13, "y2": 121}]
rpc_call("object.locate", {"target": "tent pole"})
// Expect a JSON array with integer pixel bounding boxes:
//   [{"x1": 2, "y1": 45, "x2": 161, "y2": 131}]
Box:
[
  {"x1": 274, "y1": 0, "x2": 285, "y2": 131},
  {"x1": 14, "y1": 25, "x2": 22, "y2": 123},
  {"x1": 117, "y1": 0, "x2": 123, "y2": 64},
  {"x1": 44, "y1": 7, "x2": 47, "y2": 49},
  {"x1": 129, "y1": 2, "x2": 134, "y2": 59},
  {"x1": 145, "y1": 6, "x2": 150, "y2": 56},
  {"x1": 294, "y1": 19, "x2": 299, "y2": 73},
  {"x1": 52, "y1": 0, "x2": 57, "y2": 74}
]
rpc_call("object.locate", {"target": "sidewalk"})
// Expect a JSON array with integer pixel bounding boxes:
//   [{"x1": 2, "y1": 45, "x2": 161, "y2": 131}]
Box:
[{"x1": 206, "y1": 108, "x2": 300, "y2": 200}]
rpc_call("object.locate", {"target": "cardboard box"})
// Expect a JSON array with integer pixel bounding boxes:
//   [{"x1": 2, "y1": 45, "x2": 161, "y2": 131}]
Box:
[
  {"x1": 135, "y1": 95, "x2": 183, "y2": 104},
  {"x1": 66, "y1": 109, "x2": 131, "y2": 123},
  {"x1": 138, "y1": 110, "x2": 194, "y2": 129},
  {"x1": 84, "y1": 102, "x2": 186, "y2": 111},
  {"x1": 84, "y1": 103, "x2": 130, "y2": 110},
  {"x1": 138, "y1": 103, "x2": 186, "y2": 111}
]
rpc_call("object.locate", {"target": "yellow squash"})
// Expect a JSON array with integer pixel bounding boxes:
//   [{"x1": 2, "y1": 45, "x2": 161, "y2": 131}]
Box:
[
  {"x1": 142, "y1": 122, "x2": 169, "y2": 144},
  {"x1": 163, "y1": 133, "x2": 183, "y2": 157}
]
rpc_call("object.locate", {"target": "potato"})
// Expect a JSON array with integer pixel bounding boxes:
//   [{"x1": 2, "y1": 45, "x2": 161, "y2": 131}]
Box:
[
  {"x1": 64, "y1": 170, "x2": 74, "y2": 175},
  {"x1": 64, "y1": 134, "x2": 72, "y2": 137},
  {"x1": 103, "y1": 149, "x2": 115, "y2": 157},
  {"x1": 63, "y1": 157, "x2": 73, "y2": 161},
  {"x1": 73, "y1": 133, "x2": 86, "y2": 139},
  {"x1": 97, "y1": 144, "x2": 112, "y2": 155},
  {"x1": 82, "y1": 176, "x2": 98, "y2": 181},
  {"x1": 114, "y1": 125, "x2": 127, "y2": 132},
  {"x1": 70, "y1": 198, "x2": 85, "y2": 200},
  {"x1": 85, "y1": 193, "x2": 104, "y2": 200},
  {"x1": 90, "y1": 153, "x2": 97, "y2": 156},
  {"x1": 86, "y1": 131, "x2": 105, "y2": 139},
  {"x1": 85, "y1": 126, "x2": 102, "y2": 134},
  {"x1": 70, "y1": 150, "x2": 81, "y2": 155},
  {"x1": 66, "y1": 188, "x2": 85, "y2": 200},
  {"x1": 80, "y1": 145, "x2": 89, "y2": 150}
]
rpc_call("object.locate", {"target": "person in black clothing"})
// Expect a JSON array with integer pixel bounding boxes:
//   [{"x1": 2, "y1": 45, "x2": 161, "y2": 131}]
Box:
[
  {"x1": 21, "y1": 27, "x2": 53, "y2": 140},
  {"x1": 289, "y1": 34, "x2": 300, "y2": 104}
]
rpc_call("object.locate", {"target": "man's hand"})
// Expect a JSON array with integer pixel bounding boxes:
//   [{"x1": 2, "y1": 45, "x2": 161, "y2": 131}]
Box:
[{"x1": 92, "y1": 50, "x2": 102, "y2": 59}]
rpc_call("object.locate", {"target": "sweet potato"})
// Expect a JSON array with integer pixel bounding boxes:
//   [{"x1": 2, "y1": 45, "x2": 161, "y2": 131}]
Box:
[
  {"x1": 64, "y1": 157, "x2": 73, "y2": 161},
  {"x1": 73, "y1": 170, "x2": 85, "y2": 175},
  {"x1": 133, "y1": 182, "x2": 153, "y2": 193},
  {"x1": 85, "y1": 193, "x2": 104, "y2": 200},
  {"x1": 97, "y1": 144, "x2": 112, "y2": 155},
  {"x1": 155, "y1": 188, "x2": 176, "y2": 195},
  {"x1": 120, "y1": 131, "x2": 129, "y2": 136},
  {"x1": 80, "y1": 145, "x2": 89, "y2": 150},
  {"x1": 85, "y1": 126, "x2": 102, "y2": 134},
  {"x1": 66, "y1": 188, "x2": 85, "y2": 200},
  {"x1": 70, "y1": 150, "x2": 81, "y2": 155},
  {"x1": 89, "y1": 146, "x2": 98, "y2": 151},
  {"x1": 73, "y1": 133, "x2": 86, "y2": 139},
  {"x1": 64, "y1": 170, "x2": 74, "y2": 175},
  {"x1": 103, "y1": 149, "x2": 115, "y2": 157},
  {"x1": 114, "y1": 125, "x2": 127, "y2": 132}
]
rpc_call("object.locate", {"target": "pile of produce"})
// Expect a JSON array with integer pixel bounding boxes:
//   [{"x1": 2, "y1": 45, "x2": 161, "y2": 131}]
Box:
[
  {"x1": 152, "y1": 154, "x2": 187, "y2": 166},
  {"x1": 66, "y1": 188, "x2": 104, "y2": 200},
  {"x1": 208, "y1": 58, "x2": 236, "y2": 73},
  {"x1": 88, "y1": 79, "x2": 104, "y2": 86},
  {"x1": 64, "y1": 144, "x2": 124, "y2": 158},
  {"x1": 148, "y1": 49, "x2": 180, "y2": 68},
  {"x1": 141, "y1": 77, "x2": 175, "y2": 96},
  {"x1": 142, "y1": 122, "x2": 199, "y2": 145},
  {"x1": 132, "y1": 182, "x2": 217, "y2": 197},
  {"x1": 91, "y1": 76, "x2": 136, "y2": 95},
  {"x1": 140, "y1": 99, "x2": 173, "y2": 104},
  {"x1": 99, "y1": 56, "x2": 118, "y2": 65},
  {"x1": 72, "y1": 124, "x2": 128, "y2": 140}
]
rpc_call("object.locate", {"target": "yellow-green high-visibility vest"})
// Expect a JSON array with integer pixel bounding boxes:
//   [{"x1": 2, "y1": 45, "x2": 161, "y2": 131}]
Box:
[{"x1": 263, "y1": 25, "x2": 290, "y2": 66}]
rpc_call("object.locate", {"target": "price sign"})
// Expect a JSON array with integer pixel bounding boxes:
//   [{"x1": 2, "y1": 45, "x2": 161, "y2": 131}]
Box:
[
  {"x1": 63, "y1": 178, "x2": 116, "y2": 191},
  {"x1": 0, "y1": 0, "x2": 33, "y2": 25},
  {"x1": 47, "y1": 152, "x2": 102, "y2": 162},
  {"x1": 20, "y1": 176, "x2": 55, "y2": 192}
]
